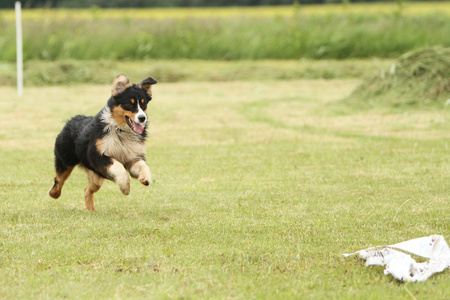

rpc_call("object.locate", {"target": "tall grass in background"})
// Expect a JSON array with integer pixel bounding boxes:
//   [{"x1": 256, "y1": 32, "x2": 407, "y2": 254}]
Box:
[{"x1": 0, "y1": 5, "x2": 450, "y2": 61}]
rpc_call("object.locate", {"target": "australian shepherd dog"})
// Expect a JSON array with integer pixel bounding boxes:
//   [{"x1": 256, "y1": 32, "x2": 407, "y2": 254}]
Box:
[{"x1": 49, "y1": 74, "x2": 157, "y2": 211}]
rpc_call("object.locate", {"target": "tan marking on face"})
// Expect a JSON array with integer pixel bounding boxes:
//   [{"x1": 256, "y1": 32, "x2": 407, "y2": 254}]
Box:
[
  {"x1": 112, "y1": 106, "x2": 135, "y2": 128},
  {"x1": 124, "y1": 111, "x2": 135, "y2": 122},
  {"x1": 131, "y1": 98, "x2": 135, "y2": 104},
  {"x1": 141, "y1": 99, "x2": 147, "y2": 112}
]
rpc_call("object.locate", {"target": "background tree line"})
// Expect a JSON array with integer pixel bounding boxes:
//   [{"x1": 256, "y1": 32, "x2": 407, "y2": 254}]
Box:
[{"x1": 0, "y1": 0, "x2": 438, "y2": 9}]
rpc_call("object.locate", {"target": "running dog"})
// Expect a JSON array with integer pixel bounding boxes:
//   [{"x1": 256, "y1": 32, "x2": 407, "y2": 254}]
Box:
[{"x1": 49, "y1": 74, "x2": 157, "y2": 211}]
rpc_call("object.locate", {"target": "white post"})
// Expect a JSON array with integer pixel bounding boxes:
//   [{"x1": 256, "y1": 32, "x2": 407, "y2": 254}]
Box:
[{"x1": 15, "y1": 1, "x2": 23, "y2": 98}]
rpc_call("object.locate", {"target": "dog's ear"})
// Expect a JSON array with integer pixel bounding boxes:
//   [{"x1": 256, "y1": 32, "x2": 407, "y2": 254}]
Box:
[
  {"x1": 111, "y1": 74, "x2": 131, "y2": 97},
  {"x1": 139, "y1": 77, "x2": 158, "y2": 98}
]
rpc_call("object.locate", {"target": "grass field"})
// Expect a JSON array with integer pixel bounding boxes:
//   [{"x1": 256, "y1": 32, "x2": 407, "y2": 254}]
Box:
[{"x1": 0, "y1": 69, "x2": 449, "y2": 298}]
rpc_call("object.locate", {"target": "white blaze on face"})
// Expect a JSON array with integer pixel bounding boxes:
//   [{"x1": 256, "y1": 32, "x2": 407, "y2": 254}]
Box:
[{"x1": 135, "y1": 104, "x2": 147, "y2": 125}]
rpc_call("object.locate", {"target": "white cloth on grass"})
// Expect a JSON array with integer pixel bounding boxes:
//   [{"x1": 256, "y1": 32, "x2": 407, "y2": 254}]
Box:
[{"x1": 344, "y1": 235, "x2": 450, "y2": 282}]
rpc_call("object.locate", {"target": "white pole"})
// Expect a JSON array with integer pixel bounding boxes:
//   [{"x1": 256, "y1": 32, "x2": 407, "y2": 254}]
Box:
[{"x1": 15, "y1": 1, "x2": 23, "y2": 98}]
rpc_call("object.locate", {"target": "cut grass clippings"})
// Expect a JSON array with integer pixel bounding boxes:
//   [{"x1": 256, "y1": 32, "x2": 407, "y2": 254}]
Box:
[{"x1": 346, "y1": 46, "x2": 450, "y2": 109}]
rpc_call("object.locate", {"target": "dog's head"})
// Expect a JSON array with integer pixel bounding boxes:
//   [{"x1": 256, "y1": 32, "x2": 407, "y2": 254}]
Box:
[{"x1": 108, "y1": 74, "x2": 157, "y2": 135}]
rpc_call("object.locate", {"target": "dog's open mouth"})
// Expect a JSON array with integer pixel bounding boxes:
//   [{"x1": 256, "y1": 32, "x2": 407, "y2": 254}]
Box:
[{"x1": 126, "y1": 116, "x2": 145, "y2": 134}]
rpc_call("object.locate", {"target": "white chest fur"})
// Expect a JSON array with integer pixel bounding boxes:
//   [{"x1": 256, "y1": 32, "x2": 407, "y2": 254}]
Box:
[{"x1": 97, "y1": 127, "x2": 146, "y2": 167}]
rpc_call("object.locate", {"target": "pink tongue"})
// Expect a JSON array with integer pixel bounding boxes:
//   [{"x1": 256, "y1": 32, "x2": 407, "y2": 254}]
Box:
[{"x1": 133, "y1": 123, "x2": 145, "y2": 134}]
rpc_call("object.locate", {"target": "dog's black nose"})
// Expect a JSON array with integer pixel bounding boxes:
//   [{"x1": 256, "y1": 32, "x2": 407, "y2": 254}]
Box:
[{"x1": 138, "y1": 115, "x2": 146, "y2": 123}]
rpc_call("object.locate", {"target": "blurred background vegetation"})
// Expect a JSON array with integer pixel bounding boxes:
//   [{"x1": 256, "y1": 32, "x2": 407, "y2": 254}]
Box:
[{"x1": 1, "y1": 2, "x2": 449, "y2": 62}]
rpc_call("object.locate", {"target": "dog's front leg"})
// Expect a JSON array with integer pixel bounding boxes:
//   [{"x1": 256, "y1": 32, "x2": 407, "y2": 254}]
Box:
[
  {"x1": 107, "y1": 159, "x2": 130, "y2": 195},
  {"x1": 129, "y1": 160, "x2": 152, "y2": 186}
]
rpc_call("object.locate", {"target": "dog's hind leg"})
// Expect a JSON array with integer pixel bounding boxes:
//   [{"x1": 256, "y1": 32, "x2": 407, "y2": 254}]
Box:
[
  {"x1": 50, "y1": 132, "x2": 79, "y2": 199},
  {"x1": 49, "y1": 163, "x2": 75, "y2": 199},
  {"x1": 84, "y1": 170, "x2": 105, "y2": 211}
]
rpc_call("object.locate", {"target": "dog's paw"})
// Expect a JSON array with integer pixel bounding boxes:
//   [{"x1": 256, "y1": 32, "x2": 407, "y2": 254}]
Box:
[
  {"x1": 48, "y1": 187, "x2": 61, "y2": 199},
  {"x1": 118, "y1": 180, "x2": 130, "y2": 195},
  {"x1": 49, "y1": 179, "x2": 61, "y2": 199},
  {"x1": 115, "y1": 169, "x2": 130, "y2": 195},
  {"x1": 139, "y1": 177, "x2": 151, "y2": 186},
  {"x1": 138, "y1": 171, "x2": 152, "y2": 186}
]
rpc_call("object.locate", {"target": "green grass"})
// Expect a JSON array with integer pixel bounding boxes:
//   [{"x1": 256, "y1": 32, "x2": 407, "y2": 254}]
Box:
[
  {"x1": 1, "y1": 4, "x2": 450, "y2": 61},
  {"x1": 0, "y1": 72, "x2": 449, "y2": 298}
]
